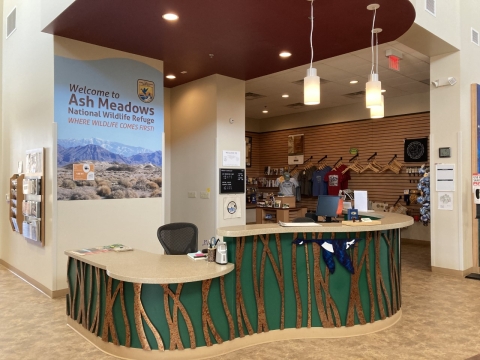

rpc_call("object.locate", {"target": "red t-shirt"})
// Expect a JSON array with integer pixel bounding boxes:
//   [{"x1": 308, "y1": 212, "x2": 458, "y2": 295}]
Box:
[{"x1": 323, "y1": 165, "x2": 351, "y2": 195}]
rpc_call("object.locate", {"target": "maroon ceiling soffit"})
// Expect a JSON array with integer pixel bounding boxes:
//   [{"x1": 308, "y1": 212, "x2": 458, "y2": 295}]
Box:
[{"x1": 43, "y1": 0, "x2": 415, "y2": 88}]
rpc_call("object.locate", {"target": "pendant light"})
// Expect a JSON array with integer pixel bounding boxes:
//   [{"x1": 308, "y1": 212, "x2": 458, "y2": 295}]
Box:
[
  {"x1": 366, "y1": 4, "x2": 382, "y2": 109},
  {"x1": 370, "y1": 95, "x2": 384, "y2": 118},
  {"x1": 304, "y1": 0, "x2": 320, "y2": 105}
]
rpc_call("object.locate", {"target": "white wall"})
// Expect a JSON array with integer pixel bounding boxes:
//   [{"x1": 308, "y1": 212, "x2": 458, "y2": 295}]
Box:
[
  {"x1": 215, "y1": 75, "x2": 246, "y2": 231},
  {"x1": 41, "y1": 0, "x2": 74, "y2": 30},
  {"x1": 170, "y1": 75, "x2": 245, "y2": 245},
  {"x1": 54, "y1": 37, "x2": 165, "y2": 290},
  {"x1": 1, "y1": 0, "x2": 56, "y2": 289},
  {"x1": 247, "y1": 92, "x2": 429, "y2": 132}
]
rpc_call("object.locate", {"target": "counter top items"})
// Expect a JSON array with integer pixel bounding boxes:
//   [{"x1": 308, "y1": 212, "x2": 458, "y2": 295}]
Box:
[
  {"x1": 187, "y1": 251, "x2": 207, "y2": 260},
  {"x1": 216, "y1": 241, "x2": 228, "y2": 264},
  {"x1": 65, "y1": 249, "x2": 233, "y2": 284}
]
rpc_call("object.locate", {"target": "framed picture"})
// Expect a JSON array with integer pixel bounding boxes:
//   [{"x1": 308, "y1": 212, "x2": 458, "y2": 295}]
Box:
[{"x1": 246, "y1": 136, "x2": 252, "y2": 167}]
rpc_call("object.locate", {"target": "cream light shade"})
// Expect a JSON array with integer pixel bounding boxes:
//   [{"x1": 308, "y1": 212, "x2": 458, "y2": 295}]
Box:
[
  {"x1": 304, "y1": 68, "x2": 320, "y2": 105},
  {"x1": 370, "y1": 95, "x2": 384, "y2": 118},
  {"x1": 366, "y1": 73, "x2": 382, "y2": 108}
]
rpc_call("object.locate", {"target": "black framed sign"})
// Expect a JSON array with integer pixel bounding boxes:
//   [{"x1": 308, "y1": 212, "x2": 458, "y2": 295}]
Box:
[{"x1": 220, "y1": 169, "x2": 245, "y2": 194}]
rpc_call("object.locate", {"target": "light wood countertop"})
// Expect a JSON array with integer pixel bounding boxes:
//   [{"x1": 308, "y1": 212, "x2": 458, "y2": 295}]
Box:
[
  {"x1": 217, "y1": 211, "x2": 413, "y2": 237},
  {"x1": 65, "y1": 249, "x2": 234, "y2": 284}
]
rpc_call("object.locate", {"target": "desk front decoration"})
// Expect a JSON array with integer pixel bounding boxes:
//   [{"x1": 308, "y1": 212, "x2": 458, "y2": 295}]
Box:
[{"x1": 65, "y1": 211, "x2": 412, "y2": 359}]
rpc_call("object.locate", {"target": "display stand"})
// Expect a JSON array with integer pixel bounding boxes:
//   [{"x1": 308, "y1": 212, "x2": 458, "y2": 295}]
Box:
[
  {"x1": 22, "y1": 148, "x2": 45, "y2": 246},
  {"x1": 256, "y1": 207, "x2": 307, "y2": 224},
  {"x1": 9, "y1": 174, "x2": 25, "y2": 233}
]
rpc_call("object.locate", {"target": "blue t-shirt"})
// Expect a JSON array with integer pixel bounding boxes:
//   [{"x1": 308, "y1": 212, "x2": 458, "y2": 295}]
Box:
[{"x1": 312, "y1": 167, "x2": 331, "y2": 196}]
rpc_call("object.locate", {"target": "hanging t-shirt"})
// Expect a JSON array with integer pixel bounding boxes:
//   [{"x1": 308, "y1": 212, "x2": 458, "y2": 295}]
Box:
[
  {"x1": 323, "y1": 165, "x2": 351, "y2": 195},
  {"x1": 297, "y1": 167, "x2": 315, "y2": 196},
  {"x1": 312, "y1": 166, "x2": 332, "y2": 196},
  {"x1": 275, "y1": 178, "x2": 298, "y2": 196}
]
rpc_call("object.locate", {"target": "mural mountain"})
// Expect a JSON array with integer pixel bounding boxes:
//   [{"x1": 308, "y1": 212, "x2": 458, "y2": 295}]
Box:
[
  {"x1": 57, "y1": 144, "x2": 162, "y2": 166},
  {"x1": 58, "y1": 138, "x2": 154, "y2": 157}
]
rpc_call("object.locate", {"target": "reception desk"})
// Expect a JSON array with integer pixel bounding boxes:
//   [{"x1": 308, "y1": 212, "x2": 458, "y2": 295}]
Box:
[{"x1": 65, "y1": 211, "x2": 412, "y2": 359}]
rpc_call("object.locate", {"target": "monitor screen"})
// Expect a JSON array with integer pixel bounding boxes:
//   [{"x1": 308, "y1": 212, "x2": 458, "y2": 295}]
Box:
[{"x1": 316, "y1": 195, "x2": 341, "y2": 222}]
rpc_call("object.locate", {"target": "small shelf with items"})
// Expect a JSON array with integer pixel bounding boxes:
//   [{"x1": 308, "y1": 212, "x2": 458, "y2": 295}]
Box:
[
  {"x1": 9, "y1": 174, "x2": 25, "y2": 233},
  {"x1": 22, "y1": 148, "x2": 45, "y2": 246}
]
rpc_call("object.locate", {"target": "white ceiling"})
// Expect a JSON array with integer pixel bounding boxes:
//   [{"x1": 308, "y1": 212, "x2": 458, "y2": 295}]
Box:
[{"x1": 245, "y1": 41, "x2": 430, "y2": 119}]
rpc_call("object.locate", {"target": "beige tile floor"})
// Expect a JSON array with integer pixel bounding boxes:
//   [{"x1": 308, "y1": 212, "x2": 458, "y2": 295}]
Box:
[{"x1": 1, "y1": 243, "x2": 480, "y2": 360}]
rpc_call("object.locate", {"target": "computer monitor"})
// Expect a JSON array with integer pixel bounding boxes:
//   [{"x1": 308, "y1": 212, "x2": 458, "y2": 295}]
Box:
[{"x1": 316, "y1": 195, "x2": 341, "y2": 223}]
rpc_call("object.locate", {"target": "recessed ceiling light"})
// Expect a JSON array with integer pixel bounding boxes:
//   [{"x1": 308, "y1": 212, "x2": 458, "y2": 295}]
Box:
[
  {"x1": 162, "y1": 13, "x2": 179, "y2": 21},
  {"x1": 279, "y1": 52, "x2": 292, "y2": 58},
  {"x1": 381, "y1": 89, "x2": 386, "y2": 92},
  {"x1": 181, "y1": 71, "x2": 187, "y2": 74},
  {"x1": 262, "y1": 106, "x2": 268, "y2": 113},
  {"x1": 350, "y1": 80, "x2": 359, "y2": 84},
  {"x1": 166, "y1": 75, "x2": 176, "y2": 79},
  {"x1": 282, "y1": 94, "x2": 289, "y2": 98}
]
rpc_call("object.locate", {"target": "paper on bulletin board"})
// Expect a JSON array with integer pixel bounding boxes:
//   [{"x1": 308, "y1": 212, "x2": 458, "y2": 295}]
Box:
[
  {"x1": 73, "y1": 164, "x2": 95, "y2": 181},
  {"x1": 436, "y1": 164, "x2": 455, "y2": 191},
  {"x1": 223, "y1": 196, "x2": 242, "y2": 219},
  {"x1": 222, "y1": 150, "x2": 241, "y2": 167},
  {"x1": 438, "y1": 192, "x2": 453, "y2": 210}
]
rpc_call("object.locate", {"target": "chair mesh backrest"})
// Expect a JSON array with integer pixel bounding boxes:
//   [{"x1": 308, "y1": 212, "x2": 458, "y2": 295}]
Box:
[
  {"x1": 157, "y1": 222, "x2": 198, "y2": 255},
  {"x1": 293, "y1": 217, "x2": 315, "y2": 223}
]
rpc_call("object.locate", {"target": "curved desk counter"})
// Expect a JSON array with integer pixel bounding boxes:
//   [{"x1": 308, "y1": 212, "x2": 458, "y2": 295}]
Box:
[{"x1": 65, "y1": 211, "x2": 412, "y2": 359}]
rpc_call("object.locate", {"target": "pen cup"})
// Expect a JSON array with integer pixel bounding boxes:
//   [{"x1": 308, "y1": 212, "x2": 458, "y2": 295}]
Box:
[{"x1": 207, "y1": 247, "x2": 216, "y2": 262}]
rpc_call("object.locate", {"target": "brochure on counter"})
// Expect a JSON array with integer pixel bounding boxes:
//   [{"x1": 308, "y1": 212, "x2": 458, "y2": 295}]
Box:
[
  {"x1": 187, "y1": 251, "x2": 207, "y2": 260},
  {"x1": 70, "y1": 244, "x2": 133, "y2": 256},
  {"x1": 278, "y1": 221, "x2": 322, "y2": 227}
]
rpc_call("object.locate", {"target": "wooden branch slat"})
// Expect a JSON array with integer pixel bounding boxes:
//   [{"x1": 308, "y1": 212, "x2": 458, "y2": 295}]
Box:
[
  {"x1": 235, "y1": 236, "x2": 254, "y2": 337},
  {"x1": 162, "y1": 284, "x2": 196, "y2": 350},
  {"x1": 102, "y1": 274, "x2": 120, "y2": 345},
  {"x1": 346, "y1": 232, "x2": 367, "y2": 327},
  {"x1": 120, "y1": 282, "x2": 131, "y2": 347},
  {"x1": 374, "y1": 231, "x2": 391, "y2": 319},
  {"x1": 312, "y1": 233, "x2": 333, "y2": 328},
  {"x1": 304, "y1": 233, "x2": 312, "y2": 328},
  {"x1": 202, "y1": 279, "x2": 223, "y2": 346},
  {"x1": 255, "y1": 235, "x2": 269, "y2": 333},
  {"x1": 71, "y1": 259, "x2": 79, "y2": 321},
  {"x1": 364, "y1": 233, "x2": 375, "y2": 323},
  {"x1": 220, "y1": 276, "x2": 235, "y2": 340},
  {"x1": 66, "y1": 257, "x2": 72, "y2": 317},
  {"x1": 79, "y1": 262, "x2": 87, "y2": 327},
  {"x1": 274, "y1": 233, "x2": 285, "y2": 330},
  {"x1": 133, "y1": 283, "x2": 164, "y2": 351},
  {"x1": 90, "y1": 268, "x2": 101, "y2": 335},
  {"x1": 86, "y1": 264, "x2": 93, "y2": 329},
  {"x1": 292, "y1": 233, "x2": 302, "y2": 329},
  {"x1": 323, "y1": 233, "x2": 341, "y2": 327}
]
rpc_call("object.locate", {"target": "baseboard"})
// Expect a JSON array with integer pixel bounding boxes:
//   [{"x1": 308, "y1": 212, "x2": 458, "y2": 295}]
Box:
[
  {"x1": 431, "y1": 266, "x2": 479, "y2": 278},
  {"x1": 401, "y1": 238, "x2": 430, "y2": 246},
  {"x1": 0, "y1": 259, "x2": 68, "y2": 299}
]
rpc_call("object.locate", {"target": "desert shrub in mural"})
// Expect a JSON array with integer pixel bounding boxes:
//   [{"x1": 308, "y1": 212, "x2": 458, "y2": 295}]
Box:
[{"x1": 57, "y1": 138, "x2": 162, "y2": 200}]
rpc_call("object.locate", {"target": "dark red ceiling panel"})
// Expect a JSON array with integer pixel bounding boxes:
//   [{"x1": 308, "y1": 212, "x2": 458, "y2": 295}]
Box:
[{"x1": 43, "y1": 0, "x2": 415, "y2": 87}]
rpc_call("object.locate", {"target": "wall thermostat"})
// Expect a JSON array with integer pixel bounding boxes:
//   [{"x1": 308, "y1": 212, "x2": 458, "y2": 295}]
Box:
[
  {"x1": 439, "y1": 147, "x2": 451, "y2": 158},
  {"x1": 229, "y1": 118, "x2": 234, "y2": 124}
]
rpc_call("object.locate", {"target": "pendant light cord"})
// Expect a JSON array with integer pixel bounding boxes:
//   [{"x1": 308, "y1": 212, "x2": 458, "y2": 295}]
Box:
[
  {"x1": 370, "y1": 8, "x2": 376, "y2": 75},
  {"x1": 376, "y1": 32, "x2": 379, "y2": 75},
  {"x1": 310, "y1": 0, "x2": 314, "y2": 70}
]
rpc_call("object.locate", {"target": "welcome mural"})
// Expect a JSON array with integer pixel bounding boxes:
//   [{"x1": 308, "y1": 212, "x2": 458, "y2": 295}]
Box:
[{"x1": 54, "y1": 56, "x2": 164, "y2": 200}]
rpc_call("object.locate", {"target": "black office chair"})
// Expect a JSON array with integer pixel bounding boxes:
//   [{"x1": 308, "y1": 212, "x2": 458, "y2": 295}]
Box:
[
  {"x1": 157, "y1": 222, "x2": 198, "y2": 255},
  {"x1": 293, "y1": 217, "x2": 315, "y2": 223}
]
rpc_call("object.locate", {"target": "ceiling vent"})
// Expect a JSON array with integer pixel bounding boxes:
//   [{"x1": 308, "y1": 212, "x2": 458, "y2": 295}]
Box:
[
  {"x1": 245, "y1": 92, "x2": 266, "y2": 100},
  {"x1": 285, "y1": 102, "x2": 306, "y2": 109},
  {"x1": 292, "y1": 78, "x2": 331, "y2": 86},
  {"x1": 472, "y1": 28, "x2": 479, "y2": 46},
  {"x1": 343, "y1": 90, "x2": 366, "y2": 99},
  {"x1": 6, "y1": 8, "x2": 16, "y2": 39},
  {"x1": 419, "y1": 79, "x2": 431, "y2": 85},
  {"x1": 425, "y1": 0, "x2": 436, "y2": 16}
]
